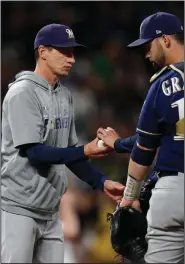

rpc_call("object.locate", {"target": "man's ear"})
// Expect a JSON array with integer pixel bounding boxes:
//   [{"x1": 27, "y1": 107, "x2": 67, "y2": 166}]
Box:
[
  {"x1": 38, "y1": 45, "x2": 47, "y2": 60},
  {"x1": 162, "y1": 35, "x2": 171, "y2": 48}
]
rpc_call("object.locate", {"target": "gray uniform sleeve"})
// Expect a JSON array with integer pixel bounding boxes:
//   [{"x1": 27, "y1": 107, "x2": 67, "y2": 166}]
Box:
[
  {"x1": 68, "y1": 96, "x2": 78, "y2": 147},
  {"x1": 6, "y1": 90, "x2": 44, "y2": 148}
]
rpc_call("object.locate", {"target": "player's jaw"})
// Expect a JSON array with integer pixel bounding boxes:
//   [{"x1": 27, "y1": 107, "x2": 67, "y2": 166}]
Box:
[
  {"x1": 55, "y1": 63, "x2": 74, "y2": 76},
  {"x1": 149, "y1": 52, "x2": 166, "y2": 70},
  {"x1": 48, "y1": 47, "x2": 75, "y2": 77},
  {"x1": 145, "y1": 39, "x2": 166, "y2": 69}
]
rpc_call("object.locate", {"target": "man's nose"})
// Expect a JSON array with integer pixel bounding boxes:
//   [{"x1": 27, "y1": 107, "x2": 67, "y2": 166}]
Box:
[
  {"x1": 145, "y1": 52, "x2": 150, "y2": 59},
  {"x1": 69, "y1": 55, "x2": 75, "y2": 64}
]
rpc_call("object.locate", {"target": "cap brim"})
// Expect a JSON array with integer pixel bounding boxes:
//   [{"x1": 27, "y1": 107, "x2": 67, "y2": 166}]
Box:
[
  {"x1": 73, "y1": 43, "x2": 88, "y2": 48},
  {"x1": 52, "y1": 43, "x2": 87, "y2": 48},
  {"x1": 35, "y1": 43, "x2": 87, "y2": 50},
  {"x1": 127, "y1": 38, "x2": 153, "y2": 48}
]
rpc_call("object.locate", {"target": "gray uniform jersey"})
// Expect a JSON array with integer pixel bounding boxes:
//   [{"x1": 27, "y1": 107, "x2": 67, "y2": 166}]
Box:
[{"x1": 1, "y1": 71, "x2": 78, "y2": 220}]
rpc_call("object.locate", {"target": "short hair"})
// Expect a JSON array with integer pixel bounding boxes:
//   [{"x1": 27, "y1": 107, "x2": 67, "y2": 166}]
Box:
[
  {"x1": 35, "y1": 49, "x2": 39, "y2": 61},
  {"x1": 34, "y1": 46, "x2": 53, "y2": 61},
  {"x1": 172, "y1": 32, "x2": 184, "y2": 45}
]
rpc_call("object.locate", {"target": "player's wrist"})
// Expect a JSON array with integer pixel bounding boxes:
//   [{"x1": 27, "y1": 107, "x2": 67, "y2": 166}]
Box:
[
  {"x1": 124, "y1": 175, "x2": 144, "y2": 201},
  {"x1": 84, "y1": 144, "x2": 91, "y2": 157},
  {"x1": 114, "y1": 138, "x2": 122, "y2": 152},
  {"x1": 109, "y1": 137, "x2": 118, "y2": 149},
  {"x1": 100, "y1": 176, "x2": 108, "y2": 191}
]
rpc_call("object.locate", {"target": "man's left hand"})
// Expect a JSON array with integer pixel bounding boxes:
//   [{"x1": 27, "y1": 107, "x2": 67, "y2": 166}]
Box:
[
  {"x1": 120, "y1": 197, "x2": 133, "y2": 207},
  {"x1": 103, "y1": 180, "x2": 125, "y2": 204},
  {"x1": 120, "y1": 197, "x2": 142, "y2": 212}
]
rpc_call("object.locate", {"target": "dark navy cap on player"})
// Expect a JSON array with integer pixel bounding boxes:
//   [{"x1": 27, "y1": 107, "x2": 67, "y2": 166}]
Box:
[
  {"x1": 128, "y1": 12, "x2": 183, "y2": 48},
  {"x1": 34, "y1": 24, "x2": 87, "y2": 49}
]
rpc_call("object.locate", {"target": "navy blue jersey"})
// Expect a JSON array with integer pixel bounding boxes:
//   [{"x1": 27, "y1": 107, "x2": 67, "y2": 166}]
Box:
[{"x1": 137, "y1": 62, "x2": 184, "y2": 173}]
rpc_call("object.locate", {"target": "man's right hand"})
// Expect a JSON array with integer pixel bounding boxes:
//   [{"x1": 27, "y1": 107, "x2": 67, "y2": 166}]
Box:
[
  {"x1": 97, "y1": 127, "x2": 121, "y2": 149},
  {"x1": 84, "y1": 137, "x2": 113, "y2": 158}
]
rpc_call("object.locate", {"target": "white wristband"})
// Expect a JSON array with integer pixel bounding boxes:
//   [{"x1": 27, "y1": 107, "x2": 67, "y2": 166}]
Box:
[{"x1": 124, "y1": 175, "x2": 144, "y2": 201}]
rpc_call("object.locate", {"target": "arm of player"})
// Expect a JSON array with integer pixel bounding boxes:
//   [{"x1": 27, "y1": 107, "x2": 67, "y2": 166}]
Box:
[
  {"x1": 25, "y1": 143, "x2": 87, "y2": 165},
  {"x1": 24, "y1": 139, "x2": 124, "y2": 202},
  {"x1": 67, "y1": 160, "x2": 124, "y2": 203},
  {"x1": 120, "y1": 83, "x2": 161, "y2": 208},
  {"x1": 97, "y1": 127, "x2": 137, "y2": 153},
  {"x1": 114, "y1": 134, "x2": 137, "y2": 153},
  {"x1": 120, "y1": 145, "x2": 156, "y2": 207},
  {"x1": 24, "y1": 137, "x2": 110, "y2": 166},
  {"x1": 7, "y1": 89, "x2": 110, "y2": 164},
  {"x1": 25, "y1": 144, "x2": 124, "y2": 202}
]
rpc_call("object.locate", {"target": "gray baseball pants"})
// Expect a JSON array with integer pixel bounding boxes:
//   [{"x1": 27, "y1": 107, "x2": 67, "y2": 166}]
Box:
[
  {"x1": 1, "y1": 210, "x2": 64, "y2": 263},
  {"x1": 145, "y1": 173, "x2": 184, "y2": 263}
]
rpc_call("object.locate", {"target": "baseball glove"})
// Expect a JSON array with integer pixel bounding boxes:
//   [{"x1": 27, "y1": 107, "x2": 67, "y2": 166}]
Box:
[
  {"x1": 107, "y1": 206, "x2": 148, "y2": 261},
  {"x1": 107, "y1": 172, "x2": 158, "y2": 261}
]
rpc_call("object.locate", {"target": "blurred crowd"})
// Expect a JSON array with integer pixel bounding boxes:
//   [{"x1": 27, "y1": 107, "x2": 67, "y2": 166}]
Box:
[{"x1": 2, "y1": 1, "x2": 184, "y2": 263}]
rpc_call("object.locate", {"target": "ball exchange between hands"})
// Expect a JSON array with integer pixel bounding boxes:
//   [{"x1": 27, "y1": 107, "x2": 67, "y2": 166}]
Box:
[
  {"x1": 97, "y1": 139, "x2": 107, "y2": 148},
  {"x1": 97, "y1": 127, "x2": 112, "y2": 148}
]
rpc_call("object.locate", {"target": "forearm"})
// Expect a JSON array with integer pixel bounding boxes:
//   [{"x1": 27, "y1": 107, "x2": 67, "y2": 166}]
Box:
[
  {"x1": 25, "y1": 143, "x2": 87, "y2": 166},
  {"x1": 128, "y1": 158, "x2": 150, "y2": 181},
  {"x1": 124, "y1": 141, "x2": 157, "y2": 201},
  {"x1": 67, "y1": 160, "x2": 108, "y2": 191},
  {"x1": 114, "y1": 134, "x2": 137, "y2": 153},
  {"x1": 123, "y1": 158, "x2": 149, "y2": 201}
]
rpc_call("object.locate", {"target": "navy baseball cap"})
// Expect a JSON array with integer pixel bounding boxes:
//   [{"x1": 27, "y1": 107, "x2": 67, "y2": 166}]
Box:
[
  {"x1": 128, "y1": 12, "x2": 183, "y2": 48},
  {"x1": 34, "y1": 24, "x2": 87, "y2": 49}
]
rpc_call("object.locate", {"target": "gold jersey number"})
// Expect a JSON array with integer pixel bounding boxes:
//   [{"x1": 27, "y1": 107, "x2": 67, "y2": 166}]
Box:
[{"x1": 171, "y1": 98, "x2": 184, "y2": 140}]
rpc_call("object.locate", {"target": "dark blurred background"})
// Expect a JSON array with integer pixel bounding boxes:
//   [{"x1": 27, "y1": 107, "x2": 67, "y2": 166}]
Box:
[{"x1": 1, "y1": 1, "x2": 184, "y2": 263}]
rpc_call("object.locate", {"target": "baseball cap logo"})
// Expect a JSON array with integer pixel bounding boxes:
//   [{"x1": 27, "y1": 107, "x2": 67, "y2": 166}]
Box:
[
  {"x1": 156, "y1": 30, "x2": 162, "y2": 34},
  {"x1": 66, "y1": 29, "x2": 74, "y2": 39}
]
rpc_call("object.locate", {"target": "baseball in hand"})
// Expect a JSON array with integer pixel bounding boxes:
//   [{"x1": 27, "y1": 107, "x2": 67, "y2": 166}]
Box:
[
  {"x1": 97, "y1": 139, "x2": 107, "y2": 148},
  {"x1": 97, "y1": 127, "x2": 112, "y2": 148}
]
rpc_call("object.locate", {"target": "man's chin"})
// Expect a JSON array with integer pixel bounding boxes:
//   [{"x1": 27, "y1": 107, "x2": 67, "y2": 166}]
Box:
[
  {"x1": 58, "y1": 71, "x2": 69, "y2": 77},
  {"x1": 151, "y1": 62, "x2": 162, "y2": 72}
]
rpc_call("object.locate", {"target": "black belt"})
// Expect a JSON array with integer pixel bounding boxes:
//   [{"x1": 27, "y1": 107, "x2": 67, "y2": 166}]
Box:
[{"x1": 158, "y1": 171, "x2": 178, "y2": 178}]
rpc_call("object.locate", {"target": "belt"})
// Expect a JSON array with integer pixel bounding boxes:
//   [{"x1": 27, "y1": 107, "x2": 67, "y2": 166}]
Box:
[{"x1": 158, "y1": 171, "x2": 178, "y2": 178}]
